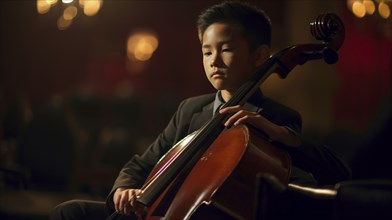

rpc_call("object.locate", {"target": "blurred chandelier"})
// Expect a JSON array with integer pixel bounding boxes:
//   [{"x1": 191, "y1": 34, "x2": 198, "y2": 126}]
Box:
[
  {"x1": 36, "y1": 0, "x2": 103, "y2": 30},
  {"x1": 347, "y1": 0, "x2": 391, "y2": 19}
]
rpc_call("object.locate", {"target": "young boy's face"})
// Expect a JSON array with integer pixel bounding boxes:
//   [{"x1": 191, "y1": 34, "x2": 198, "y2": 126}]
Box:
[{"x1": 201, "y1": 22, "x2": 259, "y2": 93}]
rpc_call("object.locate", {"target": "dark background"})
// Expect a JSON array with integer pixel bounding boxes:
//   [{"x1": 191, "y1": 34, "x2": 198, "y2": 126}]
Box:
[{"x1": 0, "y1": 0, "x2": 391, "y2": 219}]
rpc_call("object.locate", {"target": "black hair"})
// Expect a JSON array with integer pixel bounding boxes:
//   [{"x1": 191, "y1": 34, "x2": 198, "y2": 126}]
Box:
[{"x1": 197, "y1": 1, "x2": 272, "y2": 51}]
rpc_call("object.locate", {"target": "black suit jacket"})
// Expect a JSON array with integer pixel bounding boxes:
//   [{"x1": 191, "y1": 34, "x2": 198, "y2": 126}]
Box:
[{"x1": 105, "y1": 93, "x2": 351, "y2": 211}]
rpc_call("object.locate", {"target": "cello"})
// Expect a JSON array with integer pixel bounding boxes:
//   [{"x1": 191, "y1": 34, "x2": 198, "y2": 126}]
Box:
[{"x1": 110, "y1": 13, "x2": 345, "y2": 220}]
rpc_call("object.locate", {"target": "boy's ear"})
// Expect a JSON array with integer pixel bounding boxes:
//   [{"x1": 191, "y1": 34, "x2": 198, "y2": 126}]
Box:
[{"x1": 254, "y1": 44, "x2": 270, "y2": 67}]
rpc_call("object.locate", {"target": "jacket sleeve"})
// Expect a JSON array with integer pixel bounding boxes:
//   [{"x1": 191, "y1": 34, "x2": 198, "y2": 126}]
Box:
[
  {"x1": 284, "y1": 140, "x2": 352, "y2": 186},
  {"x1": 105, "y1": 99, "x2": 187, "y2": 212},
  {"x1": 261, "y1": 97, "x2": 351, "y2": 186}
]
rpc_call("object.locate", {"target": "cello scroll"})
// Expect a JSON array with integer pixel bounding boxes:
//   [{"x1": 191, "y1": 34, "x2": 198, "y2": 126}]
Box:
[{"x1": 273, "y1": 13, "x2": 345, "y2": 78}]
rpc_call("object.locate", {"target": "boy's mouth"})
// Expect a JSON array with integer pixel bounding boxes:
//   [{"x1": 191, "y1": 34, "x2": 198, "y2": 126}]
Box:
[{"x1": 211, "y1": 71, "x2": 225, "y2": 78}]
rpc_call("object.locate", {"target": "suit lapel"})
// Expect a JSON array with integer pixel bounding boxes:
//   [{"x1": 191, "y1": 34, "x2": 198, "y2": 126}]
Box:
[{"x1": 188, "y1": 102, "x2": 214, "y2": 133}]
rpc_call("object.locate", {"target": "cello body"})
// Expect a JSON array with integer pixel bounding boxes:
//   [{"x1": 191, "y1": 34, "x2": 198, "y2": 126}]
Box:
[{"x1": 144, "y1": 125, "x2": 291, "y2": 219}]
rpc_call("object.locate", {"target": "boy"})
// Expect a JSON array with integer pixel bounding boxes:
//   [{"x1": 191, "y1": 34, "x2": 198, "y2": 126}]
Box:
[{"x1": 51, "y1": 1, "x2": 351, "y2": 219}]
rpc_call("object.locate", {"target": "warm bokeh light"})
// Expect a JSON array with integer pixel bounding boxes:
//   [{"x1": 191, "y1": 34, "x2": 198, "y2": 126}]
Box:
[
  {"x1": 37, "y1": 0, "x2": 103, "y2": 29},
  {"x1": 63, "y1": 5, "x2": 78, "y2": 20},
  {"x1": 347, "y1": 0, "x2": 391, "y2": 19},
  {"x1": 127, "y1": 32, "x2": 159, "y2": 62},
  {"x1": 37, "y1": 0, "x2": 51, "y2": 14},
  {"x1": 134, "y1": 43, "x2": 154, "y2": 61},
  {"x1": 352, "y1": 1, "x2": 366, "y2": 18},
  {"x1": 57, "y1": 16, "x2": 72, "y2": 30},
  {"x1": 378, "y1": 1, "x2": 391, "y2": 19},
  {"x1": 46, "y1": 0, "x2": 58, "y2": 5},
  {"x1": 79, "y1": 0, "x2": 85, "y2": 8},
  {"x1": 83, "y1": 0, "x2": 102, "y2": 16},
  {"x1": 363, "y1": 0, "x2": 376, "y2": 15}
]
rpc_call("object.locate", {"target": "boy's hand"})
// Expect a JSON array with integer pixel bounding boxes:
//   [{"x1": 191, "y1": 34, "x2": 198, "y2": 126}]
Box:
[
  {"x1": 113, "y1": 188, "x2": 145, "y2": 217},
  {"x1": 219, "y1": 105, "x2": 301, "y2": 147}
]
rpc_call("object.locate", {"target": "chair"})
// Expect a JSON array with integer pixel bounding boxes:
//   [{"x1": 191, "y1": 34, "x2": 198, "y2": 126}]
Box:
[
  {"x1": 254, "y1": 173, "x2": 392, "y2": 220},
  {"x1": 255, "y1": 173, "x2": 336, "y2": 220},
  {"x1": 333, "y1": 179, "x2": 392, "y2": 220}
]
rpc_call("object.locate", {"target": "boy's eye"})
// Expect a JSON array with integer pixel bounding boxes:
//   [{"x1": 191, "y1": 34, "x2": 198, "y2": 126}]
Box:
[
  {"x1": 203, "y1": 51, "x2": 212, "y2": 56},
  {"x1": 222, "y1": 48, "x2": 234, "y2": 52}
]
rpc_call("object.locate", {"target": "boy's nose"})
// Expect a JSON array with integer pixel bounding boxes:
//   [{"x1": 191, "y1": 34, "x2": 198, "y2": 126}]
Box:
[{"x1": 210, "y1": 54, "x2": 220, "y2": 67}]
